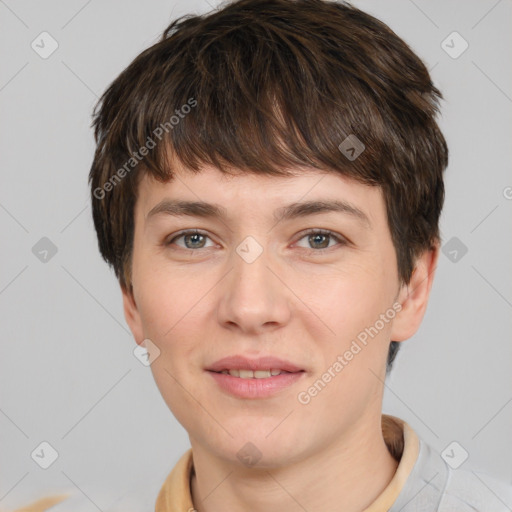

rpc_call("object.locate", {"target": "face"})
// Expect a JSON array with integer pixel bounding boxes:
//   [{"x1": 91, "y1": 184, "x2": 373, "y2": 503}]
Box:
[{"x1": 123, "y1": 161, "x2": 434, "y2": 467}]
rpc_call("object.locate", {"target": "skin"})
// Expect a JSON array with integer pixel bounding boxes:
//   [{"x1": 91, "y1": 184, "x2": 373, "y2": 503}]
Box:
[{"x1": 122, "y1": 160, "x2": 439, "y2": 512}]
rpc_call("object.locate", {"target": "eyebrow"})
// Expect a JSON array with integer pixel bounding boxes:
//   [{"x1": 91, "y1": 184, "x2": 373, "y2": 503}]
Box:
[{"x1": 146, "y1": 199, "x2": 371, "y2": 228}]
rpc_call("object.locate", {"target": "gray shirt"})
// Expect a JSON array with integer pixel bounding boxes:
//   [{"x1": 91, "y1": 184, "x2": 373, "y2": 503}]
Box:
[{"x1": 390, "y1": 437, "x2": 512, "y2": 511}]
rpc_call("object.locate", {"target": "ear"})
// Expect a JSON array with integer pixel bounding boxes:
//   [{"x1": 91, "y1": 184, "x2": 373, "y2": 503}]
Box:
[
  {"x1": 121, "y1": 283, "x2": 145, "y2": 346},
  {"x1": 390, "y1": 244, "x2": 440, "y2": 342}
]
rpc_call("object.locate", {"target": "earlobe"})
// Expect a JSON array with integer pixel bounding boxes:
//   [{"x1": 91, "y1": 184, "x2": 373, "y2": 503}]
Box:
[
  {"x1": 121, "y1": 284, "x2": 145, "y2": 345},
  {"x1": 390, "y1": 244, "x2": 440, "y2": 342}
]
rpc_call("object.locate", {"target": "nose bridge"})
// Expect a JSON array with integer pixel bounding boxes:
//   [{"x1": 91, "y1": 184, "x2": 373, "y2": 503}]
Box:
[
  {"x1": 232, "y1": 234, "x2": 275, "y2": 301},
  {"x1": 217, "y1": 234, "x2": 290, "y2": 331}
]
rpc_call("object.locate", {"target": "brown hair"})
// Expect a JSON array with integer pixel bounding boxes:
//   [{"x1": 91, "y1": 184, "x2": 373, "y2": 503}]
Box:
[{"x1": 89, "y1": 0, "x2": 448, "y2": 371}]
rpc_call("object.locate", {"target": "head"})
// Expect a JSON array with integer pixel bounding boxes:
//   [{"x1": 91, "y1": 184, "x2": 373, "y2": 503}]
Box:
[{"x1": 89, "y1": 0, "x2": 447, "y2": 465}]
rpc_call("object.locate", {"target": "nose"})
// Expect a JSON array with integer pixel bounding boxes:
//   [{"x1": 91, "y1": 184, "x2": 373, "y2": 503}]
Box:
[{"x1": 216, "y1": 238, "x2": 292, "y2": 334}]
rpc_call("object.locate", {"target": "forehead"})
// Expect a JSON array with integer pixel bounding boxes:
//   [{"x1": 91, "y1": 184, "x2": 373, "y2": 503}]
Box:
[{"x1": 136, "y1": 163, "x2": 386, "y2": 229}]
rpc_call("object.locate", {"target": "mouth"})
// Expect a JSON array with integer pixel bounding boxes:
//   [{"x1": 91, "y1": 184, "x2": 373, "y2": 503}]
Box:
[
  {"x1": 207, "y1": 368, "x2": 305, "y2": 399},
  {"x1": 210, "y1": 369, "x2": 302, "y2": 379},
  {"x1": 206, "y1": 355, "x2": 305, "y2": 375},
  {"x1": 205, "y1": 355, "x2": 306, "y2": 398}
]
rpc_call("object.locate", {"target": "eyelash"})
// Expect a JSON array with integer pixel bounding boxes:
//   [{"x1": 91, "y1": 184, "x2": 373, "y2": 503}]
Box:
[{"x1": 165, "y1": 229, "x2": 347, "y2": 254}]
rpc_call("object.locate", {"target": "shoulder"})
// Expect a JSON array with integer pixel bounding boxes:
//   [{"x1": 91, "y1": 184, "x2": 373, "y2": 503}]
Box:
[
  {"x1": 438, "y1": 466, "x2": 512, "y2": 512},
  {"x1": 391, "y1": 437, "x2": 512, "y2": 512},
  {"x1": 9, "y1": 485, "x2": 158, "y2": 512},
  {"x1": 8, "y1": 492, "x2": 87, "y2": 512}
]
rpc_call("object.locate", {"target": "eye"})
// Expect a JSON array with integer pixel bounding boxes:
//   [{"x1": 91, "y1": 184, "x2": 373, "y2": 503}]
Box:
[
  {"x1": 294, "y1": 229, "x2": 347, "y2": 253},
  {"x1": 166, "y1": 230, "x2": 215, "y2": 250},
  {"x1": 165, "y1": 228, "x2": 347, "y2": 253}
]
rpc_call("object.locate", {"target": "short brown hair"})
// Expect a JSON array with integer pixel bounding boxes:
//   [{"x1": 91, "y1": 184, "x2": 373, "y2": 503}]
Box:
[{"x1": 89, "y1": 0, "x2": 448, "y2": 371}]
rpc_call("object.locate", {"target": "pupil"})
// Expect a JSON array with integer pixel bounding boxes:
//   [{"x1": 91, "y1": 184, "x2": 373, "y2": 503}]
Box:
[
  {"x1": 311, "y1": 234, "x2": 328, "y2": 249},
  {"x1": 187, "y1": 233, "x2": 204, "y2": 248}
]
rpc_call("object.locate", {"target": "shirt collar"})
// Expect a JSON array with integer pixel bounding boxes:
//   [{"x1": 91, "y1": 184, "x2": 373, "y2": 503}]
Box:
[{"x1": 155, "y1": 414, "x2": 420, "y2": 512}]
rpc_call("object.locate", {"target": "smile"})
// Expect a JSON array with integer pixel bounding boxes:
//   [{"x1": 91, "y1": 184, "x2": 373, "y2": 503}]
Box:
[{"x1": 216, "y1": 369, "x2": 288, "y2": 378}]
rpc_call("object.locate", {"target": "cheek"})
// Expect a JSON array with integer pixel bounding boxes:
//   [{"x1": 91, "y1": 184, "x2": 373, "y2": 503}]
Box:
[
  {"x1": 134, "y1": 271, "x2": 211, "y2": 422},
  {"x1": 298, "y1": 262, "x2": 397, "y2": 403},
  {"x1": 134, "y1": 266, "x2": 219, "y2": 393},
  {"x1": 135, "y1": 262, "x2": 205, "y2": 335},
  {"x1": 298, "y1": 271, "x2": 395, "y2": 417},
  {"x1": 295, "y1": 260, "x2": 395, "y2": 340}
]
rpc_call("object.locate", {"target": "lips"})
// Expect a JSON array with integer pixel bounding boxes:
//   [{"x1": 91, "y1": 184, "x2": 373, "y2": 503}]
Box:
[
  {"x1": 207, "y1": 359, "x2": 306, "y2": 399},
  {"x1": 206, "y1": 355, "x2": 304, "y2": 374}
]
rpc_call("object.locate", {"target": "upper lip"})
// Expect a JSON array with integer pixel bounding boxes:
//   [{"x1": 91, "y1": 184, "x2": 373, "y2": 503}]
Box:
[{"x1": 206, "y1": 355, "x2": 304, "y2": 373}]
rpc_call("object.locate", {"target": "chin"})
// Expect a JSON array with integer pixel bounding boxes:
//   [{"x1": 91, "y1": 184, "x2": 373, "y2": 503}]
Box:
[{"x1": 211, "y1": 429, "x2": 309, "y2": 469}]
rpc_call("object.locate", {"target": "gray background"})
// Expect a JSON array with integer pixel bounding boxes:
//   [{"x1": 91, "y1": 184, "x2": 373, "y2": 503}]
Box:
[{"x1": 1, "y1": 0, "x2": 511, "y2": 509}]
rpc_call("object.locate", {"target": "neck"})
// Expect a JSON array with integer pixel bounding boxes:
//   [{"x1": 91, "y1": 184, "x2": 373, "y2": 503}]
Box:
[{"x1": 190, "y1": 414, "x2": 398, "y2": 512}]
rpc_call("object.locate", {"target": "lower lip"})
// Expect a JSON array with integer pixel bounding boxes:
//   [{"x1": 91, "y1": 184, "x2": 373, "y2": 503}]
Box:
[{"x1": 207, "y1": 371, "x2": 305, "y2": 399}]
